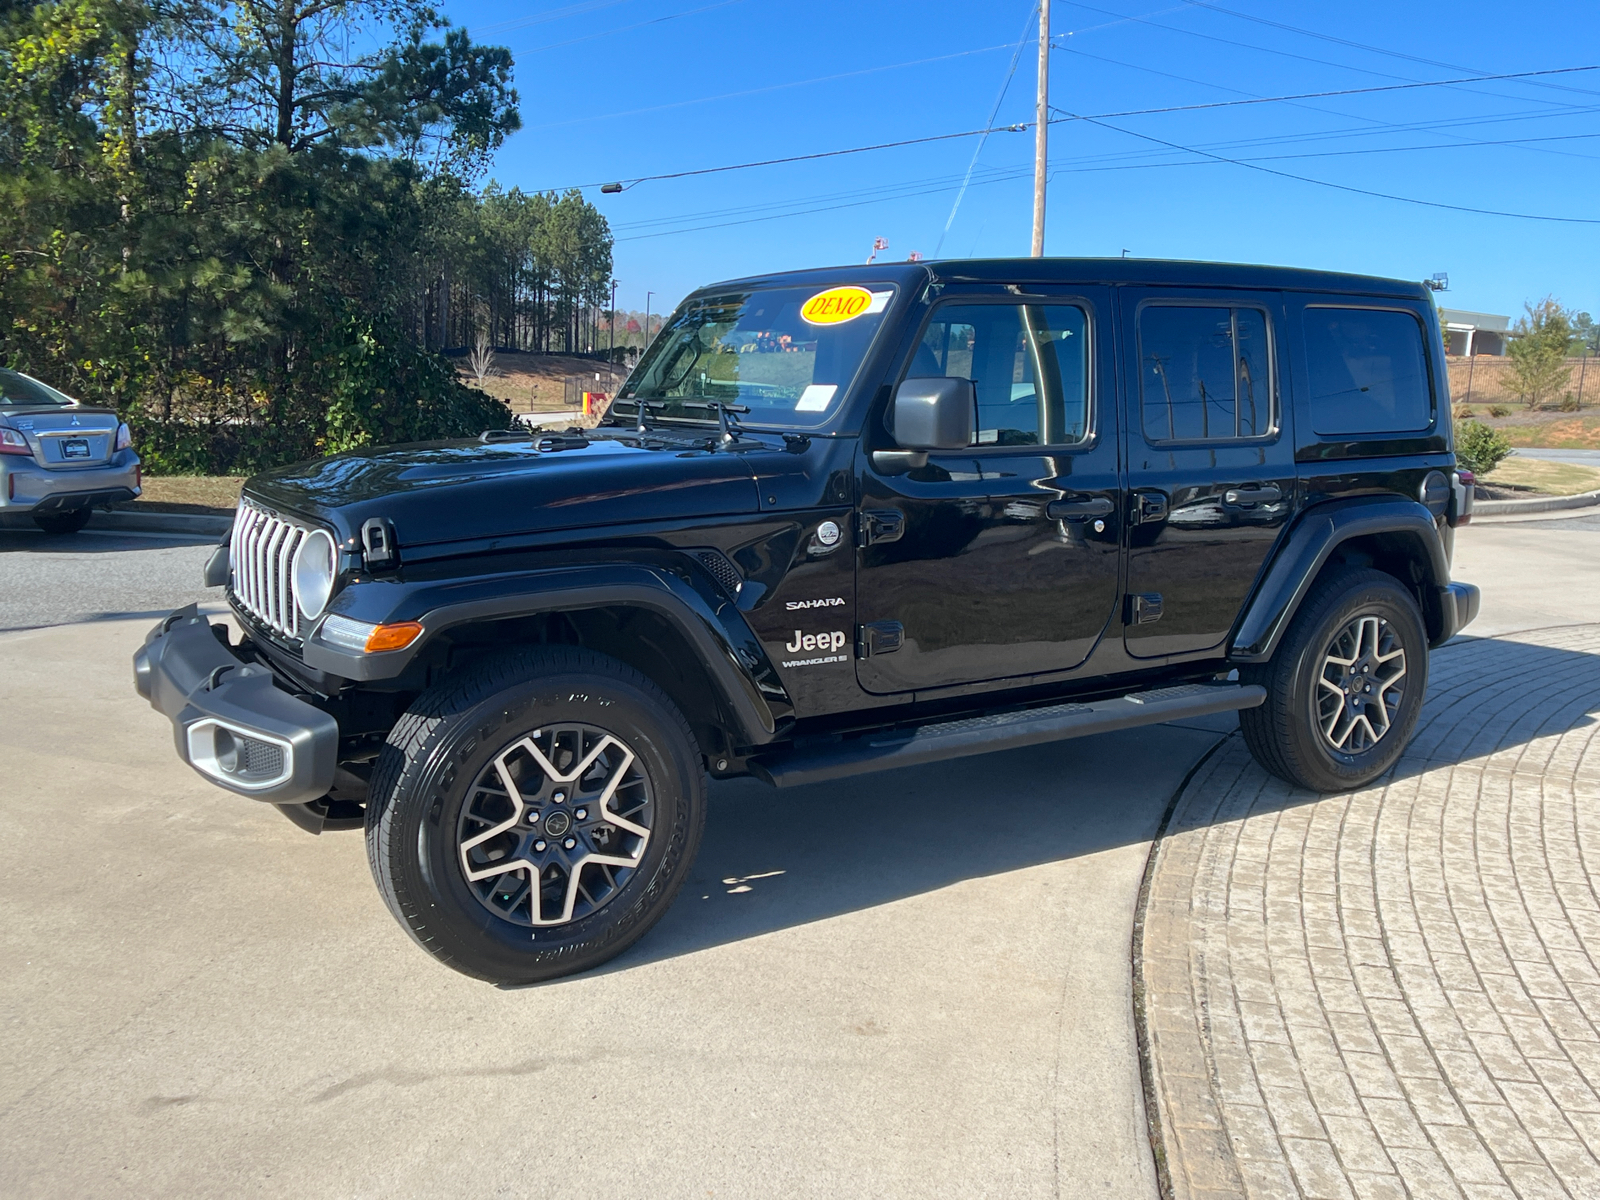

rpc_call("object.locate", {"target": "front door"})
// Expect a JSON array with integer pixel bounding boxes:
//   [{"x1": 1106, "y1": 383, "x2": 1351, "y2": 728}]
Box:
[
  {"x1": 855, "y1": 289, "x2": 1122, "y2": 694},
  {"x1": 1120, "y1": 289, "x2": 1298, "y2": 659}
]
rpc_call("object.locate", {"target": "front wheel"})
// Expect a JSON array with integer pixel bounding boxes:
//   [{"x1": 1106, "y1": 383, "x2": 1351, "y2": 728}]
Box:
[
  {"x1": 364, "y1": 647, "x2": 706, "y2": 984},
  {"x1": 1240, "y1": 567, "x2": 1428, "y2": 793}
]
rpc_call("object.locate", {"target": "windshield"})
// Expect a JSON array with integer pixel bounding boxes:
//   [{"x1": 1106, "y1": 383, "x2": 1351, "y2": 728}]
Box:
[
  {"x1": 612, "y1": 283, "x2": 896, "y2": 429},
  {"x1": 0, "y1": 368, "x2": 74, "y2": 407}
]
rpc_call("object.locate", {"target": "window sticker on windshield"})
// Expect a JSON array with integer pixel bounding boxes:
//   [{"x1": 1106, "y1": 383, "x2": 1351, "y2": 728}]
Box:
[
  {"x1": 796, "y1": 384, "x2": 837, "y2": 411},
  {"x1": 801, "y1": 286, "x2": 878, "y2": 325}
]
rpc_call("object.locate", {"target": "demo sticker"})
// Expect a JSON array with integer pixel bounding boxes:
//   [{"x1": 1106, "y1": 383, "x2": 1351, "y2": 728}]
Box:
[{"x1": 800, "y1": 286, "x2": 875, "y2": 325}]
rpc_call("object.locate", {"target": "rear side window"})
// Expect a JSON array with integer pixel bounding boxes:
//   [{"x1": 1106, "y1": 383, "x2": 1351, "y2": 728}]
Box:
[
  {"x1": 912, "y1": 302, "x2": 1089, "y2": 447},
  {"x1": 1138, "y1": 306, "x2": 1271, "y2": 442},
  {"x1": 1304, "y1": 307, "x2": 1432, "y2": 435}
]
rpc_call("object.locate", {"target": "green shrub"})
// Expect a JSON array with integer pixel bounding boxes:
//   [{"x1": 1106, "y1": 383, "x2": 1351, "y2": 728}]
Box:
[
  {"x1": 1489, "y1": 405, "x2": 1510, "y2": 418},
  {"x1": 1456, "y1": 420, "x2": 1513, "y2": 476}
]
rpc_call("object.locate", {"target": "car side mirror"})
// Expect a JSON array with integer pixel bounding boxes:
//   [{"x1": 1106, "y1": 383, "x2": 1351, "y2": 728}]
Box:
[{"x1": 873, "y1": 377, "x2": 973, "y2": 474}]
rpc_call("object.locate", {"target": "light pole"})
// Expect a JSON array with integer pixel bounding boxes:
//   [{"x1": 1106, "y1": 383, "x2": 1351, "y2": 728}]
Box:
[{"x1": 608, "y1": 277, "x2": 619, "y2": 390}]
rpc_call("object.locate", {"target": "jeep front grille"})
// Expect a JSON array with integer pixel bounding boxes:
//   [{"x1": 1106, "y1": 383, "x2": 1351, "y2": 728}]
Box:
[{"x1": 230, "y1": 499, "x2": 310, "y2": 639}]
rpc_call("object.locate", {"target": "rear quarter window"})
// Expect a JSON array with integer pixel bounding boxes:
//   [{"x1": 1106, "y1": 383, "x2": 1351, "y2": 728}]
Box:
[{"x1": 1303, "y1": 307, "x2": 1432, "y2": 436}]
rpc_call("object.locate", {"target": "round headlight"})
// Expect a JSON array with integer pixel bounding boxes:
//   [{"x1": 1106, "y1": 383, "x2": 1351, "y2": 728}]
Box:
[{"x1": 292, "y1": 529, "x2": 338, "y2": 620}]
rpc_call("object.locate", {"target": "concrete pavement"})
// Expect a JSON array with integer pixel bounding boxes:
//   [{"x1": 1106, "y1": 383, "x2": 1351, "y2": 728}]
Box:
[
  {"x1": 0, "y1": 525, "x2": 217, "y2": 632},
  {"x1": 1138, "y1": 518, "x2": 1600, "y2": 1198},
  {"x1": 0, "y1": 613, "x2": 1217, "y2": 1198}
]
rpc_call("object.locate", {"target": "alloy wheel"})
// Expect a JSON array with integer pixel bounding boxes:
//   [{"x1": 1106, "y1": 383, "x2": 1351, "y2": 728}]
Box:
[
  {"x1": 1314, "y1": 614, "x2": 1408, "y2": 754},
  {"x1": 456, "y1": 723, "x2": 653, "y2": 927}
]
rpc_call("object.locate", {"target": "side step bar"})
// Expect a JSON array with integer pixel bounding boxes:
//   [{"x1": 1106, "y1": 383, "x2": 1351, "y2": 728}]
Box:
[{"x1": 748, "y1": 682, "x2": 1265, "y2": 789}]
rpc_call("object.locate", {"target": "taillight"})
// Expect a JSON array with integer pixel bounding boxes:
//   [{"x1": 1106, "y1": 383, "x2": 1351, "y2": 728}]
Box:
[
  {"x1": 115, "y1": 422, "x2": 133, "y2": 451},
  {"x1": 0, "y1": 427, "x2": 31, "y2": 456}
]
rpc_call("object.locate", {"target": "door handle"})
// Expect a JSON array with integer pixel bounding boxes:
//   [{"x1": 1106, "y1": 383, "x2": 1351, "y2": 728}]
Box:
[
  {"x1": 1046, "y1": 496, "x2": 1114, "y2": 520},
  {"x1": 1223, "y1": 484, "x2": 1283, "y2": 506}
]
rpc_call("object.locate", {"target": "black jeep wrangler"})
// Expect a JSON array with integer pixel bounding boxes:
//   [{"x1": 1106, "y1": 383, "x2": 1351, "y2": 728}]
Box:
[{"x1": 135, "y1": 258, "x2": 1478, "y2": 984}]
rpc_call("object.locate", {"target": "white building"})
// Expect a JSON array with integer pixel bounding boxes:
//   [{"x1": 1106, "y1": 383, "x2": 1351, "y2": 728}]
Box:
[{"x1": 1440, "y1": 308, "x2": 1509, "y2": 357}]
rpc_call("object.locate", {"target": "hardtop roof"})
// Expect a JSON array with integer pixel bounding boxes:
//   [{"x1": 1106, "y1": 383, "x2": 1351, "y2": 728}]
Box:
[{"x1": 691, "y1": 257, "x2": 1431, "y2": 303}]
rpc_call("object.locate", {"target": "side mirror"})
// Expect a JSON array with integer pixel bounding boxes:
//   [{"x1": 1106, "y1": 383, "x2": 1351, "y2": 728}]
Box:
[{"x1": 893, "y1": 377, "x2": 974, "y2": 450}]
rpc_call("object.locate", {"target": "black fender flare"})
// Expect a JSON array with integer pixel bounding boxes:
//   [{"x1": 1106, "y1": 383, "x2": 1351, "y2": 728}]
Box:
[
  {"x1": 1229, "y1": 495, "x2": 1451, "y2": 663},
  {"x1": 302, "y1": 561, "x2": 793, "y2": 746}
]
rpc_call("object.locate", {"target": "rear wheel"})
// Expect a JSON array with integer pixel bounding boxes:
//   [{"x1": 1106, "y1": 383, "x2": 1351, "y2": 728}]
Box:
[
  {"x1": 32, "y1": 508, "x2": 91, "y2": 535},
  {"x1": 364, "y1": 647, "x2": 706, "y2": 984},
  {"x1": 1240, "y1": 567, "x2": 1428, "y2": 793}
]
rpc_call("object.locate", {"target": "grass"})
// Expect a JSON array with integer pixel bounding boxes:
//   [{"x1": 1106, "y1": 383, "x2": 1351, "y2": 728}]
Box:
[
  {"x1": 1467, "y1": 410, "x2": 1600, "y2": 449},
  {"x1": 129, "y1": 475, "x2": 244, "y2": 513},
  {"x1": 1485, "y1": 457, "x2": 1600, "y2": 496}
]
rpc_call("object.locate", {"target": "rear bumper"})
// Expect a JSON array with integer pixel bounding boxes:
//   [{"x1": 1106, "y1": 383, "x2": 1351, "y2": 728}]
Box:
[
  {"x1": 1432, "y1": 581, "x2": 1481, "y2": 646},
  {"x1": 133, "y1": 605, "x2": 338, "y2": 804},
  {"x1": 0, "y1": 450, "x2": 140, "y2": 513}
]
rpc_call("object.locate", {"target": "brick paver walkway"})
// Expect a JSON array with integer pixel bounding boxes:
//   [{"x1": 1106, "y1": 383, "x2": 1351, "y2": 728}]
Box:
[{"x1": 1139, "y1": 625, "x2": 1600, "y2": 1199}]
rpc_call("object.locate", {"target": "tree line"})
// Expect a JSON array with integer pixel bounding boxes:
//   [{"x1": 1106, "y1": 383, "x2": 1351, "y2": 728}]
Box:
[{"x1": 0, "y1": 0, "x2": 614, "y2": 473}]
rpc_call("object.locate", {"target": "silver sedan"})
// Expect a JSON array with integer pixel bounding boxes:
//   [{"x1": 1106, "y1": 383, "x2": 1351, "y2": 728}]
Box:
[{"x1": 0, "y1": 368, "x2": 141, "y2": 534}]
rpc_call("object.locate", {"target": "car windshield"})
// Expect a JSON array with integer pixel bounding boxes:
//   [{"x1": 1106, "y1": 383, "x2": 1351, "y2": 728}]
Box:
[
  {"x1": 0, "y1": 368, "x2": 74, "y2": 407},
  {"x1": 611, "y1": 283, "x2": 897, "y2": 429}
]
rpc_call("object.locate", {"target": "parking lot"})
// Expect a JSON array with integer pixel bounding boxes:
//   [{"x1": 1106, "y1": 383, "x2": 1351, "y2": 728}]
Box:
[{"x1": 0, "y1": 510, "x2": 1595, "y2": 1198}]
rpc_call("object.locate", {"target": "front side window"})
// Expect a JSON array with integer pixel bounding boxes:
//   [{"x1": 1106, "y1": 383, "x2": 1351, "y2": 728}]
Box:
[
  {"x1": 1139, "y1": 306, "x2": 1272, "y2": 442},
  {"x1": 614, "y1": 283, "x2": 896, "y2": 429},
  {"x1": 910, "y1": 302, "x2": 1089, "y2": 447},
  {"x1": 1304, "y1": 307, "x2": 1432, "y2": 435}
]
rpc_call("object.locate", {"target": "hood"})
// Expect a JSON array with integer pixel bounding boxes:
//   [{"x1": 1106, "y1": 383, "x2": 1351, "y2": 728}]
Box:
[{"x1": 245, "y1": 433, "x2": 765, "y2": 547}]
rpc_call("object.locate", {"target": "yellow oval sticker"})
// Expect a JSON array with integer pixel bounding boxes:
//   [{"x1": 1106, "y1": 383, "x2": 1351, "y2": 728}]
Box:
[{"x1": 800, "y1": 286, "x2": 874, "y2": 325}]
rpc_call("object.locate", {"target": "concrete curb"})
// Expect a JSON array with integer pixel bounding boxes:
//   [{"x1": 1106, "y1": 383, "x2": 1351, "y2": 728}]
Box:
[
  {"x1": 92, "y1": 509, "x2": 233, "y2": 537},
  {"x1": 1472, "y1": 486, "x2": 1600, "y2": 516}
]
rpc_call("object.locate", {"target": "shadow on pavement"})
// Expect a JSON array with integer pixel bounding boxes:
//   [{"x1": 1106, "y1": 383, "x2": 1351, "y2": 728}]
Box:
[
  {"x1": 590, "y1": 631, "x2": 1600, "y2": 974},
  {"x1": 0, "y1": 527, "x2": 218, "y2": 554}
]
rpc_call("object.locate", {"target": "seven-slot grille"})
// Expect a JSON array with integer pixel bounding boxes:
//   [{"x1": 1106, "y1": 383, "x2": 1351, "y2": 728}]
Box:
[{"x1": 229, "y1": 499, "x2": 311, "y2": 639}]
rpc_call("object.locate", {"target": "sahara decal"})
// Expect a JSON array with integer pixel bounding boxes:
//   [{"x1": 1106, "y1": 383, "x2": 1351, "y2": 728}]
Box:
[{"x1": 785, "y1": 597, "x2": 846, "y2": 611}]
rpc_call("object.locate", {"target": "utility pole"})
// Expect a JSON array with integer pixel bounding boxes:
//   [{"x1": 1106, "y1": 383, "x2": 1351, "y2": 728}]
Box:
[
  {"x1": 645, "y1": 291, "x2": 654, "y2": 361},
  {"x1": 1031, "y1": 0, "x2": 1049, "y2": 257},
  {"x1": 608, "y1": 277, "x2": 618, "y2": 391}
]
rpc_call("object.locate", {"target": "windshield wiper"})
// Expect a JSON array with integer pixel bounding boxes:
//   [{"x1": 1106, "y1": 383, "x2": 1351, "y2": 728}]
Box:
[{"x1": 700, "y1": 400, "x2": 751, "y2": 445}]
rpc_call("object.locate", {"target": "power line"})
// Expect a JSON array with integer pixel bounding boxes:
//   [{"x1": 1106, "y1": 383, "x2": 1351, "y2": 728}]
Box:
[
  {"x1": 1064, "y1": 107, "x2": 1600, "y2": 224},
  {"x1": 1057, "y1": 43, "x2": 1600, "y2": 164},
  {"x1": 578, "y1": 65, "x2": 1600, "y2": 191},
  {"x1": 935, "y1": 2, "x2": 1038, "y2": 256},
  {"x1": 1180, "y1": 0, "x2": 1600, "y2": 100},
  {"x1": 1057, "y1": 0, "x2": 1595, "y2": 117},
  {"x1": 521, "y1": 42, "x2": 1020, "y2": 132},
  {"x1": 613, "y1": 129, "x2": 1600, "y2": 242}
]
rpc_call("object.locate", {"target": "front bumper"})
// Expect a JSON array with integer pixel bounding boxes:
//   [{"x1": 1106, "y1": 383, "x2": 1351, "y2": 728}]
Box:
[
  {"x1": 133, "y1": 605, "x2": 338, "y2": 804},
  {"x1": 0, "y1": 449, "x2": 140, "y2": 513}
]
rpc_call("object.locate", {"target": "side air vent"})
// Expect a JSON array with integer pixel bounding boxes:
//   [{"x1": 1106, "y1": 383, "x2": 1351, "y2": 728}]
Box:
[{"x1": 695, "y1": 550, "x2": 743, "y2": 598}]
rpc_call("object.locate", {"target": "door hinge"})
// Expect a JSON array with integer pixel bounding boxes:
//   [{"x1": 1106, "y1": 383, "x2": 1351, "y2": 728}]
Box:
[
  {"x1": 856, "y1": 621, "x2": 904, "y2": 658},
  {"x1": 1131, "y1": 490, "x2": 1168, "y2": 525},
  {"x1": 1127, "y1": 593, "x2": 1163, "y2": 625},
  {"x1": 856, "y1": 509, "x2": 906, "y2": 546}
]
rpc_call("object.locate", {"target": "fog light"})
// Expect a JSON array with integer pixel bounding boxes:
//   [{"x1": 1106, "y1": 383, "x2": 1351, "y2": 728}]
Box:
[{"x1": 186, "y1": 720, "x2": 292, "y2": 789}]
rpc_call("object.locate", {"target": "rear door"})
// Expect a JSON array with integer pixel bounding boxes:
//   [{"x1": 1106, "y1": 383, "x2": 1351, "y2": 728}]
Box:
[
  {"x1": 1119, "y1": 289, "x2": 1298, "y2": 658},
  {"x1": 854, "y1": 287, "x2": 1123, "y2": 694}
]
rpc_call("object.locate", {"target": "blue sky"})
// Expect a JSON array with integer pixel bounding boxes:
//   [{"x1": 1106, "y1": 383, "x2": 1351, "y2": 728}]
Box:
[{"x1": 449, "y1": 0, "x2": 1599, "y2": 322}]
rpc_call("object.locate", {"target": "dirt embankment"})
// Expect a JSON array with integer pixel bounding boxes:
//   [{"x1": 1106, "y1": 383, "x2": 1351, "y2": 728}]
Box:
[{"x1": 453, "y1": 350, "x2": 626, "y2": 416}]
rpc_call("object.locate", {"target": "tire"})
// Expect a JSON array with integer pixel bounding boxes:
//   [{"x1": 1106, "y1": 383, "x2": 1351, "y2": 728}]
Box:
[
  {"x1": 1240, "y1": 567, "x2": 1428, "y2": 794},
  {"x1": 364, "y1": 646, "x2": 706, "y2": 985},
  {"x1": 32, "y1": 508, "x2": 92, "y2": 535}
]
